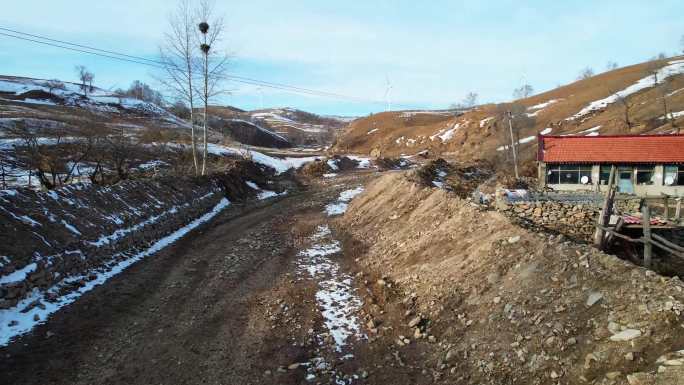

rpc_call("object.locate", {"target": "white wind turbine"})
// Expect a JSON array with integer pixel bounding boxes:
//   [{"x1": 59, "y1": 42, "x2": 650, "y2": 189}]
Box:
[{"x1": 384, "y1": 75, "x2": 393, "y2": 112}]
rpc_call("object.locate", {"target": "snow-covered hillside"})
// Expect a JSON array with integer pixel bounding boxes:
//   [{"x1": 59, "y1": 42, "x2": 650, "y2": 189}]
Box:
[{"x1": 0, "y1": 76, "x2": 186, "y2": 126}]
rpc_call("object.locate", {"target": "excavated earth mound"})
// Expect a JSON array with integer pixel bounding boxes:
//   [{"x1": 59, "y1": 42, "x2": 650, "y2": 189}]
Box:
[{"x1": 342, "y1": 172, "x2": 684, "y2": 385}]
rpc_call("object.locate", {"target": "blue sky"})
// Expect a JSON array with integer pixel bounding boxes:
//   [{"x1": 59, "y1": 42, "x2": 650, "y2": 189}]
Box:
[{"x1": 1, "y1": 0, "x2": 682, "y2": 116}]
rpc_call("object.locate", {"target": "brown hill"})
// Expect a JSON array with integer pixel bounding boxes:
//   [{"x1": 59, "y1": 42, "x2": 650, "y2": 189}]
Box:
[
  {"x1": 208, "y1": 106, "x2": 349, "y2": 147},
  {"x1": 334, "y1": 57, "x2": 684, "y2": 175}
]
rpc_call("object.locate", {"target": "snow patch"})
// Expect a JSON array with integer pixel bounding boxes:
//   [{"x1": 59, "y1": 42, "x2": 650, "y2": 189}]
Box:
[
  {"x1": 568, "y1": 60, "x2": 684, "y2": 120},
  {"x1": 325, "y1": 187, "x2": 365, "y2": 217},
  {"x1": 0, "y1": 263, "x2": 37, "y2": 285},
  {"x1": 296, "y1": 225, "x2": 365, "y2": 352}
]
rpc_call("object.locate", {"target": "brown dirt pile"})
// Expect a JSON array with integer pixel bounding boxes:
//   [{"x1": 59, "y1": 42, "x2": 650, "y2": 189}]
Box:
[{"x1": 341, "y1": 172, "x2": 684, "y2": 384}]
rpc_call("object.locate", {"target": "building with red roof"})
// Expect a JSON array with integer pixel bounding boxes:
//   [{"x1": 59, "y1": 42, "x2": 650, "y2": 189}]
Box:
[{"x1": 537, "y1": 134, "x2": 684, "y2": 196}]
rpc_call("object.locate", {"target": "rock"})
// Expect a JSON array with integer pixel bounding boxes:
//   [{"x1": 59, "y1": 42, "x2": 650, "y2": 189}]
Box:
[
  {"x1": 360, "y1": 370, "x2": 369, "y2": 379},
  {"x1": 508, "y1": 236, "x2": 521, "y2": 244},
  {"x1": 585, "y1": 353, "x2": 599, "y2": 368},
  {"x1": 408, "y1": 316, "x2": 422, "y2": 328},
  {"x1": 610, "y1": 329, "x2": 642, "y2": 342},
  {"x1": 606, "y1": 371, "x2": 621, "y2": 380},
  {"x1": 445, "y1": 349, "x2": 457, "y2": 361},
  {"x1": 627, "y1": 373, "x2": 655, "y2": 385},
  {"x1": 486, "y1": 272, "x2": 500, "y2": 285},
  {"x1": 625, "y1": 352, "x2": 635, "y2": 361},
  {"x1": 33, "y1": 314, "x2": 40, "y2": 322},
  {"x1": 586, "y1": 292, "x2": 603, "y2": 307},
  {"x1": 493, "y1": 296, "x2": 501, "y2": 304},
  {"x1": 567, "y1": 337, "x2": 577, "y2": 346},
  {"x1": 608, "y1": 322, "x2": 622, "y2": 334},
  {"x1": 288, "y1": 363, "x2": 301, "y2": 370},
  {"x1": 550, "y1": 370, "x2": 560, "y2": 379}
]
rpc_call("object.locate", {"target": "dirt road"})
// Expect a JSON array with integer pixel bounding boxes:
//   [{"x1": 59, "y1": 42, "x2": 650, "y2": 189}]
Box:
[{"x1": 0, "y1": 174, "x2": 378, "y2": 385}]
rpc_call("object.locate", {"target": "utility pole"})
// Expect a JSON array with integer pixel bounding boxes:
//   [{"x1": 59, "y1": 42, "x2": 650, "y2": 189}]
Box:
[{"x1": 507, "y1": 111, "x2": 519, "y2": 179}]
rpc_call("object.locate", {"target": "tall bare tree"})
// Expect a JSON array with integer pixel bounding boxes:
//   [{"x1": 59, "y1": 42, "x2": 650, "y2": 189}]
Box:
[
  {"x1": 512, "y1": 84, "x2": 533, "y2": 100},
  {"x1": 75, "y1": 65, "x2": 94, "y2": 96},
  {"x1": 615, "y1": 93, "x2": 636, "y2": 131},
  {"x1": 606, "y1": 61, "x2": 619, "y2": 71},
  {"x1": 158, "y1": 0, "x2": 200, "y2": 175},
  {"x1": 577, "y1": 67, "x2": 595, "y2": 80},
  {"x1": 196, "y1": 0, "x2": 229, "y2": 175}
]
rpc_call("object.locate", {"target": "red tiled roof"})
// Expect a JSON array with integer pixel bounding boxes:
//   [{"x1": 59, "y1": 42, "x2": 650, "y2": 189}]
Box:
[{"x1": 538, "y1": 134, "x2": 684, "y2": 164}]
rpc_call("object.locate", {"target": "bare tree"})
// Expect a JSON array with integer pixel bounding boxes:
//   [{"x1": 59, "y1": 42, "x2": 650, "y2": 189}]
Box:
[
  {"x1": 606, "y1": 61, "x2": 619, "y2": 71},
  {"x1": 650, "y1": 52, "x2": 667, "y2": 61},
  {"x1": 616, "y1": 94, "x2": 636, "y2": 131},
  {"x1": 43, "y1": 79, "x2": 66, "y2": 94},
  {"x1": 512, "y1": 84, "x2": 533, "y2": 100},
  {"x1": 577, "y1": 67, "x2": 595, "y2": 80},
  {"x1": 75, "y1": 65, "x2": 94, "y2": 96},
  {"x1": 463, "y1": 92, "x2": 478, "y2": 108},
  {"x1": 196, "y1": 0, "x2": 229, "y2": 176},
  {"x1": 158, "y1": 0, "x2": 201, "y2": 175}
]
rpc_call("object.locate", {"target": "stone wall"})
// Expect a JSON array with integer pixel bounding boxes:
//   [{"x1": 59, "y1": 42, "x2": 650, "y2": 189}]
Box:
[{"x1": 499, "y1": 201, "x2": 600, "y2": 241}]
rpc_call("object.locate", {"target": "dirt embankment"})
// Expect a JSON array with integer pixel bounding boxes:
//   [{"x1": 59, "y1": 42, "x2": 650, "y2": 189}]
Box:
[
  {"x1": 0, "y1": 160, "x2": 289, "y2": 311},
  {"x1": 341, "y1": 172, "x2": 684, "y2": 384}
]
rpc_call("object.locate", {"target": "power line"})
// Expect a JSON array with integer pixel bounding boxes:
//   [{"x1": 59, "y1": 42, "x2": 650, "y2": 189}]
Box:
[{"x1": 0, "y1": 26, "x2": 403, "y2": 106}]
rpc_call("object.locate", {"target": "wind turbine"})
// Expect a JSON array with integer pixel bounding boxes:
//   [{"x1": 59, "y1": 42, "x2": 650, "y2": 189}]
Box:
[{"x1": 384, "y1": 75, "x2": 393, "y2": 112}]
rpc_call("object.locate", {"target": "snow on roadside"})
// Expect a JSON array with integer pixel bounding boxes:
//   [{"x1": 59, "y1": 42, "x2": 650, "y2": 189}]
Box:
[
  {"x1": 568, "y1": 59, "x2": 684, "y2": 120},
  {"x1": 0, "y1": 263, "x2": 37, "y2": 285},
  {"x1": 0, "y1": 197, "x2": 231, "y2": 347},
  {"x1": 245, "y1": 180, "x2": 287, "y2": 200},
  {"x1": 296, "y1": 225, "x2": 365, "y2": 352},
  {"x1": 479, "y1": 117, "x2": 494, "y2": 128},
  {"x1": 325, "y1": 186, "x2": 364, "y2": 217}
]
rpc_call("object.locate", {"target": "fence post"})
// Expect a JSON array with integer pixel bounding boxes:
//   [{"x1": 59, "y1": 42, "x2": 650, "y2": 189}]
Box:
[
  {"x1": 642, "y1": 205, "x2": 652, "y2": 268},
  {"x1": 663, "y1": 195, "x2": 670, "y2": 221},
  {"x1": 594, "y1": 166, "x2": 616, "y2": 249},
  {"x1": 676, "y1": 198, "x2": 682, "y2": 222}
]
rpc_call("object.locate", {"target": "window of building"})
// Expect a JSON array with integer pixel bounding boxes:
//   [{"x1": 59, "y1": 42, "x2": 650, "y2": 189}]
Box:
[
  {"x1": 547, "y1": 164, "x2": 592, "y2": 184},
  {"x1": 635, "y1": 165, "x2": 655, "y2": 185},
  {"x1": 599, "y1": 165, "x2": 613, "y2": 185},
  {"x1": 664, "y1": 165, "x2": 684, "y2": 186}
]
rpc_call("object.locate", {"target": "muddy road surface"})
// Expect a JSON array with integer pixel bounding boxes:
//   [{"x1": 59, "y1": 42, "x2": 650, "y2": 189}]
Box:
[{"x1": 0, "y1": 173, "x2": 403, "y2": 385}]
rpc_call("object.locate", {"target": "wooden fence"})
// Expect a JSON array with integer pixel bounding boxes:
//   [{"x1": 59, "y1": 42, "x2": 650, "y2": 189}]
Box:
[{"x1": 593, "y1": 166, "x2": 684, "y2": 268}]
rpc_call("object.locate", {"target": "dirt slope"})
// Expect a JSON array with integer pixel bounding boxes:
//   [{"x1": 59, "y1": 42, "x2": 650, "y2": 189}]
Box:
[
  {"x1": 210, "y1": 106, "x2": 349, "y2": 147},
  {"x1": 341, "y1": 172, "x2": 684, "y2": 384},
  {"x1": 334, "y1": 57, "x2": 684, "y2": 173}
]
